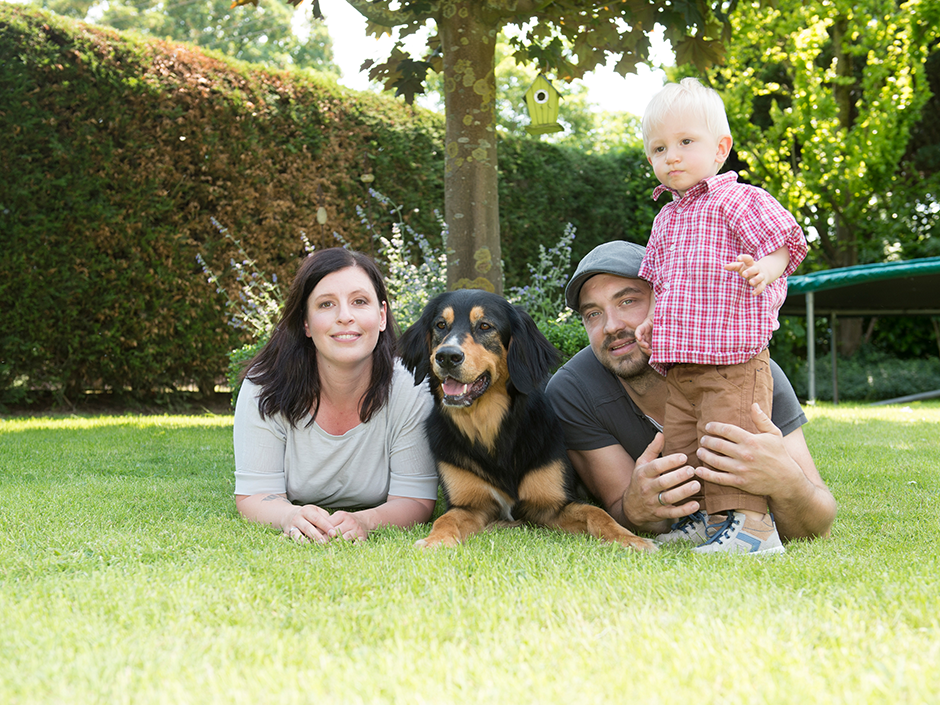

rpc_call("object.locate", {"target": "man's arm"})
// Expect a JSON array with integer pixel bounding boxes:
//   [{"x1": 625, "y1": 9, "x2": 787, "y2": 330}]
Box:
[
  {"x1": 569, "y1": 407, "x2": 835, "y2": 542},
  {"x1": 567, "y1": 436, "x2": 701, "y2": 536}
]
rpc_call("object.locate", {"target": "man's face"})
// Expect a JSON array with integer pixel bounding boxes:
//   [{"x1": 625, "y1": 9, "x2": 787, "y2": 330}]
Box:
[{"x1": 578, "y1": 273, "x2": 653, "y2": 381}]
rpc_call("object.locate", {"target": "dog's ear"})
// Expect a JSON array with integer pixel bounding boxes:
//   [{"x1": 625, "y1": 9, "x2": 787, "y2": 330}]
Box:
[
  {"x1": 506, "y1": 305, "x2": 561, "y2": 394},
  {"x1": 397, "y1": 298, "x2": 438, "y2": 385}
]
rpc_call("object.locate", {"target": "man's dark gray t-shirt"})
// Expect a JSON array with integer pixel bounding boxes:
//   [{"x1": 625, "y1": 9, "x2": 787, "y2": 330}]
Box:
[{"x1": 546, "y1": 347, "x2": 807, "y2": 462}]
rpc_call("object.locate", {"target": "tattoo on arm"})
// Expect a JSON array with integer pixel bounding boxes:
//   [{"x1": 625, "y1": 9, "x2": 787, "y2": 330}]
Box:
[{"x1": 261, "y1": 494, "x2": 289, "y2": 504}]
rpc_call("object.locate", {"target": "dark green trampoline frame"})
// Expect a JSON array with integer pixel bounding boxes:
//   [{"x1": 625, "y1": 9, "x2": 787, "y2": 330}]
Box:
[{"x1": 779, "y1": 257, "x2": 940, "y2": 403}]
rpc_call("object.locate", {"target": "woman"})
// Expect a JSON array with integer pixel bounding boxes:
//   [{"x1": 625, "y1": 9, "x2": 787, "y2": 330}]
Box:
[{"x1": 233, "y1": 247, "x2": 438, "y2": 542}]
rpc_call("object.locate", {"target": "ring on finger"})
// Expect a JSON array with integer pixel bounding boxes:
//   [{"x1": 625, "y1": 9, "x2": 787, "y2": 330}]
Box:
[{"x1": 657, "y1": 491, "x2": 666, "y2": 506}]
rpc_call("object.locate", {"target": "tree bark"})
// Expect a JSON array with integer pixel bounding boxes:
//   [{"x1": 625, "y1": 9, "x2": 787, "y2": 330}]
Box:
[
  {"x1": 831, "y1": 15, "x2": 862, "y2": 356},
  {"x1": 440, "y1": 1, "x2": 502, "y2": 294}
]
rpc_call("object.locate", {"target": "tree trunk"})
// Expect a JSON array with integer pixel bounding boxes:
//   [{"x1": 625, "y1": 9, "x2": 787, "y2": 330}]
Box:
[
  {"x1": 830, "y1": 16, "x2": 863, "y2": 356},
  {"x1": 440, "y1": 1, "x2": 502, "y2": 294}
]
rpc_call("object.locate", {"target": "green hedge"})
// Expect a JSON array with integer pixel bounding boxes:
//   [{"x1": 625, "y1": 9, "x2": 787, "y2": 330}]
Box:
[
  {"x1": 497, "y1": 138, "x2": 657, "y2": 285},
  {"x1": 0, "y1": 6, "x2": 658, "y2": 404}
]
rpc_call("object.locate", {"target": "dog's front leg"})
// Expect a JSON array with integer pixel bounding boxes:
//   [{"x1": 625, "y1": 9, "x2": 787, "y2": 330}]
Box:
[
  {"x1": 416, "y1": 461, "x2": 508, "y2": 548},
  {"x1": 552, "y1": 503, "x2": 659, "y2": 553},
  {"x1": 415, "y1": 506, "x2": 497, "y2": 548}
]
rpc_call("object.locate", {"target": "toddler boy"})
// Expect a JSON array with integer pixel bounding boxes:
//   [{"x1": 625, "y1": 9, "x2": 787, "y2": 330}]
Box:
[{"x1": 635, "y1": 78, "x2": 807, "y2": 554}]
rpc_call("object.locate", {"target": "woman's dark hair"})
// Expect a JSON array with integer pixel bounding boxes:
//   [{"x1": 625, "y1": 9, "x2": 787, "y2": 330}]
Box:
[{"x1": 243, "y1": 247, "x2": 398, "y2": 428}]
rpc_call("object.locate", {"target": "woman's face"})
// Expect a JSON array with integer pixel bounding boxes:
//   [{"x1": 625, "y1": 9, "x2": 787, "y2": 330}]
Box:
[{"x1": 303, "y1": 266, "x2": 387, "y2": 370}]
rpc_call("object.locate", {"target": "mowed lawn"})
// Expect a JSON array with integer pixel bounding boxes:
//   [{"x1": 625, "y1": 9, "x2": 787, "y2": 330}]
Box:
[{"x1": 1, "y1": 403, "x2": 938, "y2": 704}]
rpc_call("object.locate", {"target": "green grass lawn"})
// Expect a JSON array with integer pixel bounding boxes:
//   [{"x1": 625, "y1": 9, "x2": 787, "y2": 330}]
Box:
[{"x1": 1, "y1": 404, "x2": 938, "y2": 704}]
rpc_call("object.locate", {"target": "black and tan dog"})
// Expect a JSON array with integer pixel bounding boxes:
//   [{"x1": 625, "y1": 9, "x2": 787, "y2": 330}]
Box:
[{"x1": 399, "y1": 289, "x2": 656, "y2": 552}]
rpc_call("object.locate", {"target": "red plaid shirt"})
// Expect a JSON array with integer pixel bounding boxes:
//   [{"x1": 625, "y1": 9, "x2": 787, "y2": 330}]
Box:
[{"x1": 638, "y1": 172, "x2": 807, "y2": 374}]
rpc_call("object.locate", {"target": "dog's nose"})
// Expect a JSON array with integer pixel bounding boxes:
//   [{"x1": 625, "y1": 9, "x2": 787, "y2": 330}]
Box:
[{"x1": 435, "y1": 346, "x2": 464, "y2": 369}]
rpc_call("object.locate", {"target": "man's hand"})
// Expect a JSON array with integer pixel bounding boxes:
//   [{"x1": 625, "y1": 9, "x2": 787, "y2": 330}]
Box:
[
  {"x1": 695, "y1": 403, "x2": 795, "y2": 497},
  {"x1": 621, "y1": 432, "x2": 702, "y2": 532}
]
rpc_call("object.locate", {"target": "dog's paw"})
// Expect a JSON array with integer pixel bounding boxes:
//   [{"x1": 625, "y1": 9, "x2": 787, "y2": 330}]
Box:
[
  {"x1": 414, "y1": 535, "x2": 460, "y2": 549},
  {"x1": 630, "y1": 536, "x2": 659, "y2": 553}
]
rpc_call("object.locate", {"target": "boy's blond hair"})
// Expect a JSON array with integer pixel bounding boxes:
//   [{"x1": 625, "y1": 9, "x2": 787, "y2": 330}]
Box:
[{"x1": 641, "y1": 77, "x2": 732, "y2": 158}]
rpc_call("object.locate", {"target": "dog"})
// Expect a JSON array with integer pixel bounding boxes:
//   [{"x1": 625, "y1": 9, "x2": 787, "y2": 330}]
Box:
[{"x1": 399, "y1": 289, "x2": 657, "y2": 552}]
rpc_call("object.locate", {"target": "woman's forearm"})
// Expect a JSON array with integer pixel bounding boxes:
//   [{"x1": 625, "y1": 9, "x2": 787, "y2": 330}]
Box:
[
  {"x1": 349, "y1": 496, "x2": 436, "y2": 534},
  {"x1": 235, "y1": 493, "x2": 298, "y2": 532}
]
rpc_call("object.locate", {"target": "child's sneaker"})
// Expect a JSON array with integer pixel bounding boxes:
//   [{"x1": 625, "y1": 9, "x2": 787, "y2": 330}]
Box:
[
  {"x1": 691, "y1": 511, "x2": 785, "y2": 555},
  {"x1": 656, "y1": 511, "x2": 723, "y2": 546}
]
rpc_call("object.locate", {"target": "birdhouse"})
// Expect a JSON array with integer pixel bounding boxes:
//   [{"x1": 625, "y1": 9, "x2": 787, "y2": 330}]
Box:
[{"x1": 524, "y1": 74, "x2": 563, "y2": 136}]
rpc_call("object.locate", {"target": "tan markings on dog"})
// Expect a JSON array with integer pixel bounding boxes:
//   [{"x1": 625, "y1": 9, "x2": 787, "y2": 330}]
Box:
[
  {"x1": 549, "y1": 503, "x2": 659, "y2": 553},
  {"x1": 416, "y1": 462, "x2": 512, "y2": 548},
  {"x1": 439, "y1": 337, "x2": 512, "y2": 450},
  {"x1": 517, "y1": 460, "x2": 569, "y2": 520},
  {"x1": 439, "y1": 461, "x2": 511, "y2": 515},
  {"x1": 441, "y1": 306, "x2": 455, "y2": 326},
  {"x1": 445, "y1": 381, "x2": 510, "y2": 450},
  {"x1": 416, "y1": 507, "x2": 490, "y2": 548},
  {"x1": 469, "y1": 305, "x2": 486, "y2": 326}
]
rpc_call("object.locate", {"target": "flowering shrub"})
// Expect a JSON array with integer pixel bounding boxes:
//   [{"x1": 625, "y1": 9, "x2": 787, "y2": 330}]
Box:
[
  {"x1": 506, "y1": 223, "x2": 575, "y2": 323},
  {"x1": 506, "y1": 223, "x2": 588, "y2": 360},
  {"x1": 365, "y1": 190, "x2": 448, "y2": 329},
  {"x1": 195, "y1": 217, "x2": 314, "y2": 341},
  {"x1": 199, "y1": 195, "x2": 587, "y2": 405}
]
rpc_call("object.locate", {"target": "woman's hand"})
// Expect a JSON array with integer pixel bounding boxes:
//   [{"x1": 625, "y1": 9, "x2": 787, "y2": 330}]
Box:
[
  {"x1": 236, "y1": 493, "x2": 435, "y2": 544},
  {"x1": 326, "y1": 510, "x2": 371, "y2": 542},
  {"x1": 328, "y1": 497, "x2": 436, "y2": 542},
  {"x1": 235, "y1": 493, "x2": 339, "y2": 544},
  {"x1": 285, "y1": 503, "x2": 342, "y2": 544}
]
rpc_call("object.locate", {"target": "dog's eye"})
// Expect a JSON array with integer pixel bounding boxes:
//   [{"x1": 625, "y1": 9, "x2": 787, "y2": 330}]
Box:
[
  {"x1": 435, "y1": 321, "x2": 447, "y2": 330},
  {"x1": 479, "y1": 322, "x2": 492, "y2": 331}
]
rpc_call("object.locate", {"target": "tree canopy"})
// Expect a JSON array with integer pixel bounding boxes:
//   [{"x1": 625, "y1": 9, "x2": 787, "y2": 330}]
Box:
[
  {"x1": 688, "y1": 0, "x2": 940, "y2": 272},
  {"x1": 228, "y1": 0, "x2": 731, "y2": 293}
]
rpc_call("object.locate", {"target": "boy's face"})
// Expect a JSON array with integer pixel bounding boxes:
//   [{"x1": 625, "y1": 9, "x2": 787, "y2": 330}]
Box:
[{"x1": 646, "y1": 111, "x2": 732, "y2": 197}]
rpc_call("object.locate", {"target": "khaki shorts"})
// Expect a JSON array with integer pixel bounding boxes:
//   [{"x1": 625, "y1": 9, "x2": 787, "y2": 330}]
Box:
[{"x1": 662, "y1": 349, "x2": 773, "y2": 515}]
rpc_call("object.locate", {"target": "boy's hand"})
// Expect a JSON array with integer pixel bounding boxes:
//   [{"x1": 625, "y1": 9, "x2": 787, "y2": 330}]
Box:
[
  {"x1": 636, "y1": 316, "x2": 653, "y2": 356},
  {"x1": 725, "y1": 254, "x2": 769, "y2": 296}
]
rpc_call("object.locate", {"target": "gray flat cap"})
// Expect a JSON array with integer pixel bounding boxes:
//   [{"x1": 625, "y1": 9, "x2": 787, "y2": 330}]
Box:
[{"x1": 565, "y1": 241, "x2": 647, "y2": 311}]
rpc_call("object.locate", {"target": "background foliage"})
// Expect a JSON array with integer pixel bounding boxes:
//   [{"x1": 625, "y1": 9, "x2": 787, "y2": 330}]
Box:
[
  {"x1": 0, "y1": 5, "x2": 657, "y2": 406},
  {"x1": 28, "y1": 0, "x2": 338, "y2": 73},
  {"x1": 670, "y1": 0, "x2": 940, "y2": 364}
]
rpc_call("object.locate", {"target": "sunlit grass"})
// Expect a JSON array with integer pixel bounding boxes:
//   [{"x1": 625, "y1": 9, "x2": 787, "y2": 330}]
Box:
[{"x1": 1, "y1": 405, "x2": 938, "y2": 704}]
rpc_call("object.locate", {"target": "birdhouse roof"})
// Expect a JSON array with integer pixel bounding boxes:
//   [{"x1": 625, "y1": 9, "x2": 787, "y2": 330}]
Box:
[{"x1": 525, "y1": 74, "x2": 558, "y2": 98}]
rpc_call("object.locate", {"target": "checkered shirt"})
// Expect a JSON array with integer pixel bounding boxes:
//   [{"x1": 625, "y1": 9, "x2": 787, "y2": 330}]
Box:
[{"x1": 638, "y1": 172, "x2": 807, "y2": 374}]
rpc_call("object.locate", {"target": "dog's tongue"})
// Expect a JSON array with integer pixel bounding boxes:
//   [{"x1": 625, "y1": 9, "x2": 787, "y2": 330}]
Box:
[{"x1": 442, "y1": 378, "x2": 469, "y2": 397}]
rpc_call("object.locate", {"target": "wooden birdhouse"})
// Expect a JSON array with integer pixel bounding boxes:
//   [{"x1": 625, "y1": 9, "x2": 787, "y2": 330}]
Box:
[{"x1": 524, "y1": 74, "x2": 563, "y2": 136}]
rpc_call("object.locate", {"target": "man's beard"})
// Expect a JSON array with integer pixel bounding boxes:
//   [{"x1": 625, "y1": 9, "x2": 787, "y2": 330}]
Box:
[{"x1": 599, "y1": 332, "x2": 652, "y2": 382}]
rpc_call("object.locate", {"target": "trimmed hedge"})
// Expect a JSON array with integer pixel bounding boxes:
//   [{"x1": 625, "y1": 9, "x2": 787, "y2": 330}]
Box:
[{"x1": 1, "y1": 6, "x2": 657, "y2": 403}]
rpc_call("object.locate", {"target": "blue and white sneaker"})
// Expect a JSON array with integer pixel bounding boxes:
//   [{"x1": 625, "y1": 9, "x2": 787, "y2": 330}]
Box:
[
  {"x1": 692, "y1": 511, "x2": 786, "y2": 555},
  {"x1": 655, "y1": 511, "x2": 723, "y2": 546}
]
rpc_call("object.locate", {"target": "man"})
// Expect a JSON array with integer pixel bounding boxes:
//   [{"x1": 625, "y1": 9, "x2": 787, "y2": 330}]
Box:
[{"x1": 545, "y1": 241, "x2": 836, "y2": 545}]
